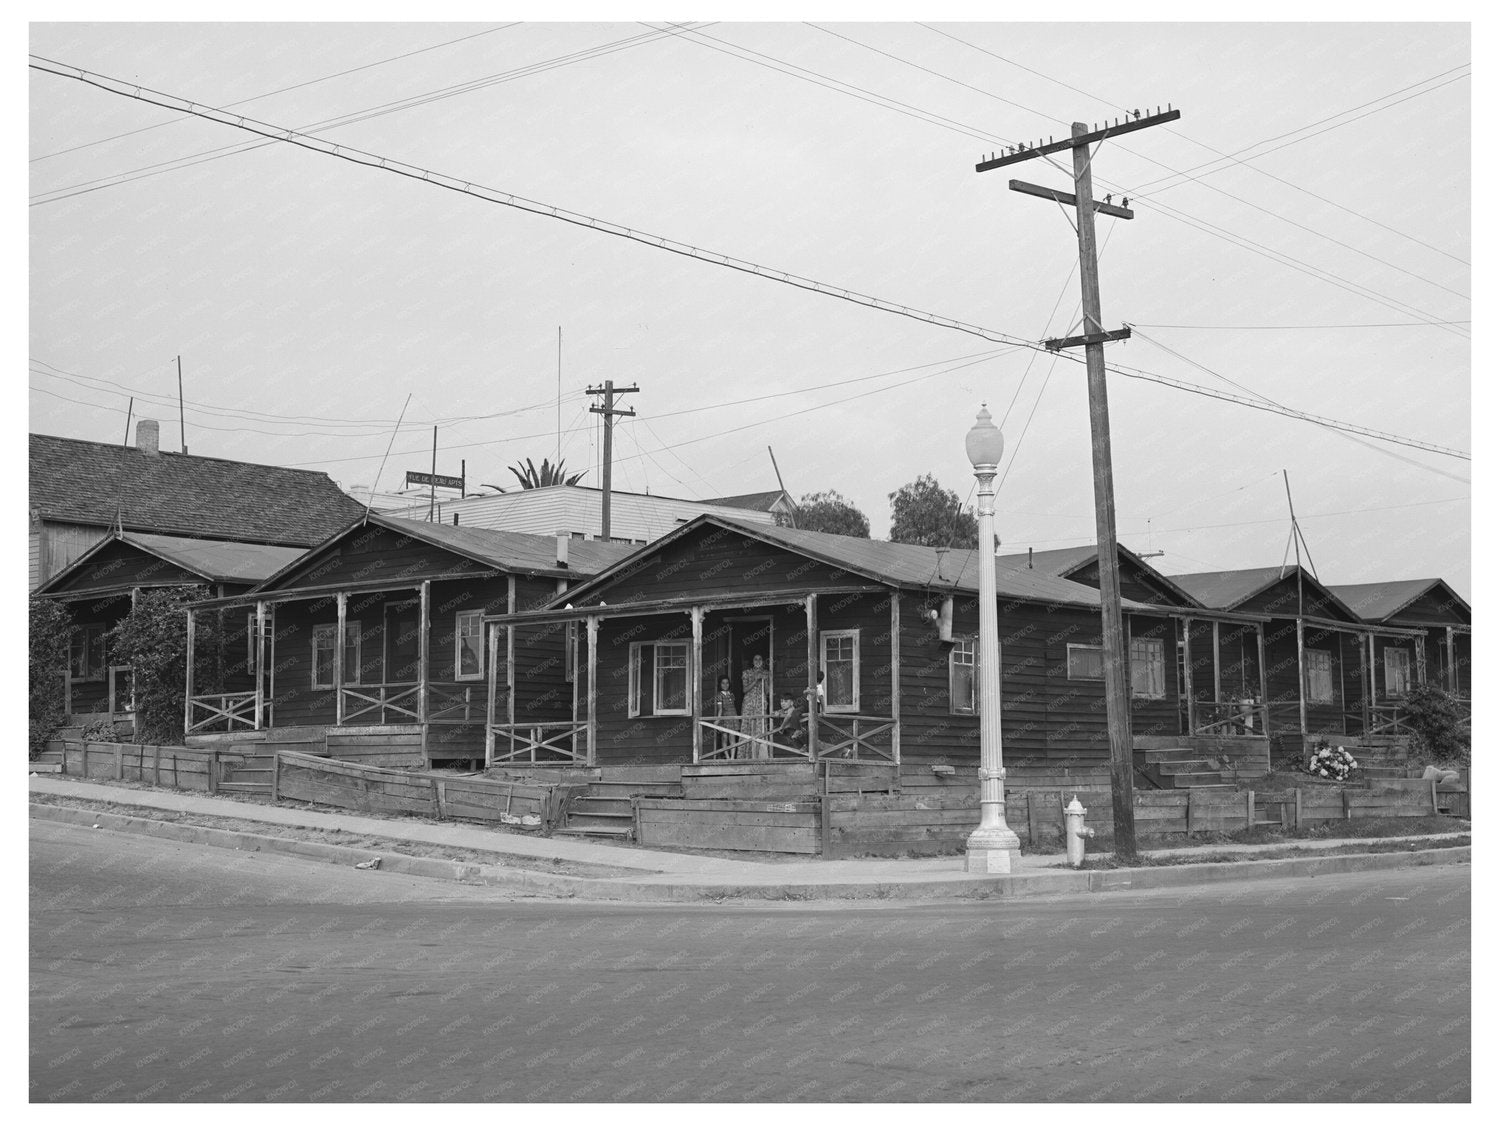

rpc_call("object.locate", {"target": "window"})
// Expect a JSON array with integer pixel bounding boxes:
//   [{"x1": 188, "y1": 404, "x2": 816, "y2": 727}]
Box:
[
  {"x1": 628, "y1": 641, "x2": 691, "y2": 717},
  {"x1": 1129, "y1": 637, "x2": 1166, "y2": 699},
  {"x1": 821, "y1": 629, "x2": 860, "y2": 712},
  {"x1": 455, "y1": 611, "x2": 485, "y2": 681},
  {"x1": 950, "y1": 637, "x2": 977, "y2": 715},
  {"x1": 1384, "y1": 647, "x2": 1413, "y2": 697},
  {"x1": 1067, "y1": 643, "x2": 1104, "y2": 681},
  {"x1": 1305, "y1": 649, "x2": 1334, "y2": 704},
  {"x1": 312, "y1": 621, "x2": 361, "y2": 689},
  {"x1": 69, "y1": 624, "x2": 106, "y2": 682}
]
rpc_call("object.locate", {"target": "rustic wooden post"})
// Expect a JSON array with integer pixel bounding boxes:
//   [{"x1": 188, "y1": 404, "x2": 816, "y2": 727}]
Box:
[
  {"x1": 1414, "y1": 631, "x2": 1427, "y2": 689},
  {"x1": 484, "y1": 621, "x2": 500, "y2": 768},
  {"x1": 152, "y1": 744, "x2": 161, "y2": 787},
  {"x1": 433, "y1": 776, "x2": 447, "y2": 819},
  {"x1": 1341, "y1": 788, "x2": 1350, "y2": 820},
  {"x1": 1445, "y1": 626, "x2": 1456, "y2": 693},
  {"x1": 586, "y1": 615, "x2": 599, "y2": 767},
  {"x1": 1183, "y1": 617, "x2": 1195, "y2": 734},
  {"x1": 1245, "y1": 789, "x2": 1254, "y2": 832},
  {"x1": 690, "y1": 606, "x2": 704, "y2": 763},
  {"x1": 254, "y1": 600, "x2": 267, "y2": 730},
  {"x1": 805, "y1": 594, "x2": 819, "y2": 759},
  {"x1": 418, "y1": 580, "x2": 431, "y2": 734},
  {"x1": 184, "y1": 607, "x2": 196, "y2": 736},
  {"x1": 1211, "y1": 619, "x2": 1222, "y2": 709},
  {"x1": 114, "y1": 743, "x2": 123, "y2": 780},
  {"x1": 889, "y1": 591, "x2": 901, "y2": 766},
  {"x1": 1293, "y1": 787, "x2": 1302, "y2": 830},
  {"x1": 63, "y1": 667, "x2": 72, "y2": 721},
  {"x1": 1368, "y1": 633, "x2": 1379, "y2": 728},
  {"x1": 1025, "y1": 790, "x2": 1036, "y2": 846},
  {"x1": 270, "y1": 751, "x2": 280, "y2": 802},
  {"x1": 80, "y1": 741, "x2": 88, "y2": 778},
  {"x1": 1295, "y1": 617, "x2": 1307, "y2": 738},
  {"x1": 1429, "y1": 777, "x2": 1439, "y2": 815},
  {"x1": 1186, "y1": 788, "x2": 1195, "y2": 834},
  {"x1": 506, "y1": 576, "x2": 517, "y2": 733},
  {"x1": 819, "y1": 764, "x2": 832, "y2": 856},
  {"x1": 334, "y1": 592, "x2": 347, "y2": 726},
  {"x1": 208, "y1": 751, "x2": 219, "y2": 795}
]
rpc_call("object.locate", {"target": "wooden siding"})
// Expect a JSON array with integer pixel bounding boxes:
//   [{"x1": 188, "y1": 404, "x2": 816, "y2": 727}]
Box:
[
  {"x1": 1048, "y1": 557, "x2": 1193, "y2": 607},
  {"x1": 44, "y1": 539, "x2": 198, "y2": 594},
  {"x1": 37, "y1": 521, "x2": 110, "y2": 590},
  {"x1": 270, "y1": 523, "x2": 491, "y2": 592}
]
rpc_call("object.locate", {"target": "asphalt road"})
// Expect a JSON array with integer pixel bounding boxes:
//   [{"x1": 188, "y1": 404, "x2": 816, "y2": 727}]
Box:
[{"x1": 30, "y1": 819, "x2": 1470, "y2": 1102}]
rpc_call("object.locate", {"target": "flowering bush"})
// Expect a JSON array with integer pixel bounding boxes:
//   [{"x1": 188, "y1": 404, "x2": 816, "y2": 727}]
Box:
[{"x1": 1306, "y1": 740, "x2": 1358, "y2": 781}]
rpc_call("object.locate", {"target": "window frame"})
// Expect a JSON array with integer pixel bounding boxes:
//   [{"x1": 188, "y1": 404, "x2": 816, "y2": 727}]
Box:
[
  {"x1": 70, "y1": 623, "x2": 107, "y2": 682},
  {"x1": 1383, "y1": 646, "x2": 1413, "y2": 698},
  {"x1": 950, "y1": 635, "x2": 977, "y2": 715},
  {"x1": 1305, "y1": 648, "x2": 1335, "y2": 704},
  {"x1": 312, "y1": 620, "x2": 362, "y2": 690},
  {"x1": 454, "y1": 610, "x2": 485, "y2": 682},
  {"x1": 1066, "y1": 642, "x2": 1104, "y2": 682},
  {"x1": 1129, "y1": 636, "x2": 1167, "y2": 700},
  {"x1": 820, "y1": 628, "x2": 861, "y2": 713},
  {"x1": 627, "y1": 640, "x2": 692, "y2": 718}
]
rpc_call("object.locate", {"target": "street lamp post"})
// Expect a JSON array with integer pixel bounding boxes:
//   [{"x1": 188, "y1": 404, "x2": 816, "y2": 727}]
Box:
[{"x1": 964, "y1": 405, "x2": 1023, "y2": 874}]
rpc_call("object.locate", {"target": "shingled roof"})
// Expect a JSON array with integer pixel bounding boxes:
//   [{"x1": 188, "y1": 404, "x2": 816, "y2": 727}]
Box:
[{"x1": 30, "y1": 434, "x2": 365, "y2": 547}]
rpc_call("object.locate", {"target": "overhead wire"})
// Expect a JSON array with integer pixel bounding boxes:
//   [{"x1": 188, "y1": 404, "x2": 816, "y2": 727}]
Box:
[{"x1": 29, "y1": 56, "x2": 1469, "y2": 466}]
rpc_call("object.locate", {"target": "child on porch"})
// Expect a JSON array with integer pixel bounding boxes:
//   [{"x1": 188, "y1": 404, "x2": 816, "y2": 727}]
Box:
[
  {"x1": 771, "y1": 690, "x2": 807, "y2": 754},
  {"x1": 713, "y1": 675, "x2": 741, "y2": 757}
]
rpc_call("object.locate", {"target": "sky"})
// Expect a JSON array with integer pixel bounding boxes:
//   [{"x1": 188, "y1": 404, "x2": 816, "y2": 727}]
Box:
[{"x1": 26, "y1": 14, "x2": 1474, "y2": 599}]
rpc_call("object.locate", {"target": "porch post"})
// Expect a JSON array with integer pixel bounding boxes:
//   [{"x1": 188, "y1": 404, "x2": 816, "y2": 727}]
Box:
[
  {"x1": 1414, "y1": 630, "x2": 1427, "y2": 687},
  {"x1": 506, "y1": 576, "x2": 517, "y2": 729},
  {"x1": 806, "y1": 593, "x2": 819, "y2": 758},
  {"x1": 1446, "y1": 626, "x2": 1456, "y2": 693},
  {"x1": 1183, "y1": 617, "x2": 1195, "y2": 735},
  {"x1": 889, "y1": 590, "x2": 900, "y2": 765},
  {"x1": 418, "y1": 581, "x2": 430, "y2": 723},
  {"x1": 484, "y1": 621, "x2": 500, "y2": 767},
  {"x1": 586, "y1": 615, "x2": 599, "y2": 766},
  {"x1": 1368, "y1": 633, "x2": 1378, "y2": 721},
  {"x1": 254, "y1": 600, "x2": 266, "y2": 730},
  {"x1": 1211, "y1": 620, "x2": 1222, "y2": 704},
  {"x1": 267, "y1": 604, "x2": 277, "y2": 727},
  {"x1": 690, "y1": 606, "x2": 703, "y2": 763},
  {"x1": 1295, "y1": 617, "x2": 1307, "y2": 737},
  {"x1": 1256, "y1": 624, "x2": 1268, "y2": 735},
  {"x1": 1356, "y1": 631, "x2": 1370, "y2": 735},
  {"x1": 184, "y1": 607, "x2": 195, "y2": 736},
  {"x1": 335, "y1": 592, "x2": 347, "y2": 726}
]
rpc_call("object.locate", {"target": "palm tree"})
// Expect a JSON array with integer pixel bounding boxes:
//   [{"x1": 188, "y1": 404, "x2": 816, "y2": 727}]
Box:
[{"x1": 508, "y1": 457, "x2": 586, "y2": 490}]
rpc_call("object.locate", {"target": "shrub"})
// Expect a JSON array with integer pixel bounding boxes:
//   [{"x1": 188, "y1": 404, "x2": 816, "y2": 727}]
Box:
[
  {"x1": 1402, "y1": 682, "x2": 1469, "y2": 764},
  {"x1": 1305, "y1": 739, "x2": 1358, "y2": 781},
  {"x1": 28, "y1": 597, "x2": 72, "y2": 759},
  {"x1": 106, "y1": 587, "x2": 223, "y2": 746}
]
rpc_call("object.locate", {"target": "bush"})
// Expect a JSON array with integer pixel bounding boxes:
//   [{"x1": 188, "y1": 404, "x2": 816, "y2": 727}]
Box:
[
  {"x1": 1403, "y1": 682, "x2": 1469, "y2": 764},
  {"x1": 106, "y1": 587, "x2": 223, "y2": 746},
  {"x1": 29, "y1": 597, "x2": 72, "y2": 760}
]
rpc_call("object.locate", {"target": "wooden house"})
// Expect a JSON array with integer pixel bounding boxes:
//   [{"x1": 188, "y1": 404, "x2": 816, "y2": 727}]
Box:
[
  {"x1": 1329, "y1": 579, "x2": 1471, "y2": 704},
  {"x1": 998, "y1": 544, "x2": 1273, "y2": 741},
  {"x1": 29, "y1": 425, "x2": 364, "y2": 591},
  {"x1": 34, "y1": 532, "x2": 306, "y2": 724},
  {"x1": 1172, "y1": 566, "x2": 1429, "y2": 759},
  {"x1": 482, "y1": 515, "x2": 1270, "y2": 783},
  {"x1": 182, "y1": 514, "x2": 634, "y2": 764}
]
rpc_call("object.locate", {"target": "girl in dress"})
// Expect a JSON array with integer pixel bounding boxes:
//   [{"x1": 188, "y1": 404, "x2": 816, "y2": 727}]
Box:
[
  {"x1": 713, "y1": 675, "x2": 740, "y2": 757},
  {"x1": 740, "y1": 653, "x2": 770, "y2": 758}
]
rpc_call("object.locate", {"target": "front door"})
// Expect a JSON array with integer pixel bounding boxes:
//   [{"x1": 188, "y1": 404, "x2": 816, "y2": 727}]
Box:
[
  {"x1": 726, "y1": 615, "x2": 773, "y2": 722},
  {"x1": 384, "y1": 600, "x2": 421, "y2": 684}
]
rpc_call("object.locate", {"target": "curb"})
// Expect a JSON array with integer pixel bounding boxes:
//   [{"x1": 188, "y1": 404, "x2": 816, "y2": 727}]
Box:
[{"x1": 31, "y1": 801, "x2": 1470, "y2": 903}]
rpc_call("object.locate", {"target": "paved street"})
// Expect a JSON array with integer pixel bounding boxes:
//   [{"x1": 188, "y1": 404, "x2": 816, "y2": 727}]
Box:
[{"x1": 30, "y1": 819, "x2": 1469, "y2": 1102}]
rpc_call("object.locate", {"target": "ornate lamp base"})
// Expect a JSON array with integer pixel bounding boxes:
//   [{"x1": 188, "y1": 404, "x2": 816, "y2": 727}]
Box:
[{"x1": 964, "y1": 826, "x2": 1023, "y2": 874}]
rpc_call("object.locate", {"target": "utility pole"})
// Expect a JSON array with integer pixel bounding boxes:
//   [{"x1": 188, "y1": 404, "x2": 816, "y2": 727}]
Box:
[
  {"x1": 586, "y1": 380, "x2": 638, "y2": 541},
  {"x1": 176, "y1": 355, "x2": 187, "y2": 454},
  {"x1": 977, "y1": 106, "x2": 1180, "y2": 860}
]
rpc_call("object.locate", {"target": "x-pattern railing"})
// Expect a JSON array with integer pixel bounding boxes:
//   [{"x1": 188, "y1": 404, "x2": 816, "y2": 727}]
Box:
[
  {"x1": 341, "y1": 682, "x2": 420, "y2": 724},
  {"x1": 815, "y1": 714, "x2": 896, "y2": 763},
  {"x1": 695, "y1": 718, "x2": 810, "y2": 762},
  {"x1": 187, "y1": 691, "x2": 258, "y2": 733},
  {"x1": 489, "y1": 721, "x2": 587, "y2": 765}
]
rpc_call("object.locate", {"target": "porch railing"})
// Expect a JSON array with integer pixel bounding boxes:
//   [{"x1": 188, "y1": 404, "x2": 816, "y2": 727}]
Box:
[
  {"x1": 695, "y1": 717, "x2": 810, "y2": 762},
  {"x1": 187, "y1": 691, "x2": 258, "y2": 734},
  {"x1": 1190, "y1": 700, "x2": 1270, "y2": 737},
  {"x1": 341, "y1": 682, "x2": 420, "y2": 725},
  {"x1": 427, "y1": 683, "x2": 478, "y2": 724},
  {"x1": 815, "y1": 713, "x2": 897, "y2": 763},
  {"x1": 1367, "y1": 703, "x2": 1412, "y2": 737},
  {"x1": 488, "y1": 721, "x2": 588, "y2": 766}
]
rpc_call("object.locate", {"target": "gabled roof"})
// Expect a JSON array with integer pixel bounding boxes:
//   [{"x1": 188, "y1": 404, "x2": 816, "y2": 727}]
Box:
[
  {"x1": 706, "y1": 490, "x2": 794, "y2": 512},
  {"x1": 551, "y1": 514, "x2": 1163, "y2": 613},
  {"x1": 1328, "y1": 579, "x2": 1471, "y2": 624},
  {"x1": 35, "y1": 531, "x2": 304, "y2": 595},
  {"x1": 250, "y1": 513, "x2": 638, "y2": 593},
  {"x1": 1171, "y1": 565, "x2": 1361, "y2": 621},
  {"x1": 29, "y1": 433, "x2": 365, "y2": 546},
  {"x1": 996, "y1": 543, "x2": 1200, "y2": 607}
]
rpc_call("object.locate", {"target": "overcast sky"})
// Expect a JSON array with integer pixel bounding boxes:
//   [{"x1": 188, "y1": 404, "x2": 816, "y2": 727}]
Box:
[{"x1": 27, "y1": 17, "x2": 1472, "y2": 598}]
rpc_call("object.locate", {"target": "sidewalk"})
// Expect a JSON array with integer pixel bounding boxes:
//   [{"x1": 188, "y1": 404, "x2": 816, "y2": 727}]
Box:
[{"x1": 28, "y1": 774, "x2": 1470, "y2": 903}]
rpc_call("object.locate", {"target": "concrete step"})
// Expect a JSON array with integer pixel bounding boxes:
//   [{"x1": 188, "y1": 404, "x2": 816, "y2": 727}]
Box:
[{"x1": 554, "y1": 824, "x2": 633, "y2": 840}]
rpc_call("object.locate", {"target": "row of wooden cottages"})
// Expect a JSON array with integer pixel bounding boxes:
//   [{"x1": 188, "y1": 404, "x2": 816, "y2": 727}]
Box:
[{"x1": 37, "y1": 510, "x2": 1470, "y2": 782}]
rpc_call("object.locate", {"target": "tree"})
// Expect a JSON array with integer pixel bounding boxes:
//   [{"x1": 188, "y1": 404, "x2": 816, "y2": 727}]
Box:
[
  {"x1": 888, "y1": 473, "x2": 979, "y2": 549},
  {"x1": 509, "y1": 457, "x2": 585, "y2": 489},
  {"x1": 29, "y1": 596, "x2": 72, "y2": 759},
  {"x1": 781, "y1": 490, "x2": 871, "y2": 538}
]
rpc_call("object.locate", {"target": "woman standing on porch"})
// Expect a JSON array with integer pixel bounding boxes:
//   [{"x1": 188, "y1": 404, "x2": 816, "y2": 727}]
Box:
[{"x1": 741, "y1": 653, "x2": 770, "y2": 758}]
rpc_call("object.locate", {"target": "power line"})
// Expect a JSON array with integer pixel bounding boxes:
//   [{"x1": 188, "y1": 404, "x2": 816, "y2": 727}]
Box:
[
  {"x1": 30, "y1": 56, "x2": 1469, "y2": 465},
  {"x1": 1130, "y1": 321, "x2": 1471, "y2": 330},
  {"x1": 30, "y1": 24, "x2": 519, "y2": 164}
]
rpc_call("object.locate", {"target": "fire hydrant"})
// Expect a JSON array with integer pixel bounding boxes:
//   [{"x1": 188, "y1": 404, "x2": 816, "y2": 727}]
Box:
[{"x1": 1064, "y1": 795, "x2": 1095, "y2": 868}]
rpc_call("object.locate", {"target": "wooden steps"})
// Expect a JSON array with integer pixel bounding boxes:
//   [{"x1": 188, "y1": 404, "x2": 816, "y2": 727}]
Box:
[
  {"x1": 556, "y1": 776, "x2": 685, "y2": 841},
  {"x1": 1135, "y1": 747, "x2": 1235, "y2": 791}
]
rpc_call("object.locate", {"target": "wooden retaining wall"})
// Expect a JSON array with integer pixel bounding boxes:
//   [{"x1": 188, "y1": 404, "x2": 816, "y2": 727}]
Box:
[
  {"x1": 634, "y1": 797, "x2": 820, "y2": 854},
  {"x1": 54, "y1": 740, "x2": 247, "y2": 793},
  {"x1": 274, "y1": 751, "x2": 576, "y2": 829}
]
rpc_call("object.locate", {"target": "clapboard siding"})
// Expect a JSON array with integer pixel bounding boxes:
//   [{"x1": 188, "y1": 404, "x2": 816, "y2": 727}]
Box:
[
  {"x1": 43, "y1": 538, "x2": 200, "y2": 593},
  {"x1": 271, "y1": 524, "x2": 491, "y2": 591}
]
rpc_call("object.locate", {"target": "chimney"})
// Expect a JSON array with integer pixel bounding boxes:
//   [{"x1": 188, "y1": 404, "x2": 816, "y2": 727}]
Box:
[
  {"x1": 136, "y1": 419, "x2": 160, "y2": 456},
  {"x1": 556, "y1": 533, "x2": 570, "y2": 569}
]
